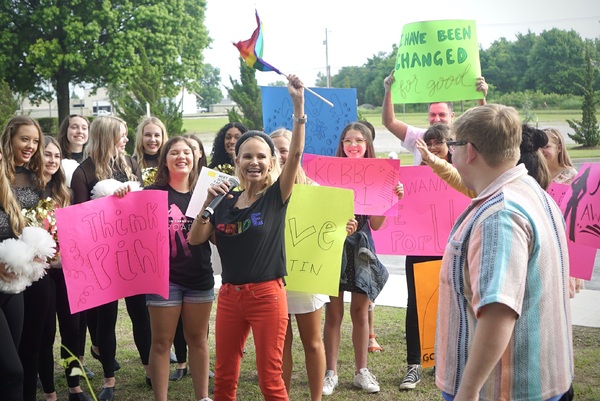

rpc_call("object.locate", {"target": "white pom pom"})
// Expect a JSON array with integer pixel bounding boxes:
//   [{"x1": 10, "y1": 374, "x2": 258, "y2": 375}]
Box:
[
  {"x1": 20, "y1": 226, "x2": 56, "y2": 261},
  {"x1": 124, "y1": 181, "x2": 143, "y2": 192},
  {"x1": 388, "y1": 151, "x2": 398, "y2": 159},
  {"x1": 0, "y1": 238, "x2": 37, "y2": 294},
  {"x1": 91, "y1": 179, "x2": 123, "y2": 199},
  {"x1": 62, "y1": 159, "x2": 80, "y2": 188}
]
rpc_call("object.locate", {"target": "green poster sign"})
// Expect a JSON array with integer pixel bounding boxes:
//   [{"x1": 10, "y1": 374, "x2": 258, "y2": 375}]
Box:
[
  {"x1": 391, "y1": 19, "x2": 483, "y2": 104},
  {"x1": 284, "y1": 184, "x2": 354, "y2": 296}
]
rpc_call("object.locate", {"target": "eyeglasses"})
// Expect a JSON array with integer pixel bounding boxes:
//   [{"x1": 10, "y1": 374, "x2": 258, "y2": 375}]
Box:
[
  {"x1": 342, "y1": 139, "x2": 366, "y2": 146},
  {"x1": 446, "y1": 140, "x2": 478, "y2": 151},
  {"x1": 426, "y1": 140, "x2": 446, "y2": 149}
]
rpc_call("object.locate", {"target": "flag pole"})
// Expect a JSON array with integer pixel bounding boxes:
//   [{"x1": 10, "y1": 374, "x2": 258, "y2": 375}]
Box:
[{"x1": 277, "y1": 71, "x2": 334, "y2": 108}]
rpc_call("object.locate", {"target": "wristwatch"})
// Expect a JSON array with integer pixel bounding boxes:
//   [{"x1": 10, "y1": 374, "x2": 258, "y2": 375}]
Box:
[{"x1": 292, "y1": 114, "x2": 307, "y2": 124}]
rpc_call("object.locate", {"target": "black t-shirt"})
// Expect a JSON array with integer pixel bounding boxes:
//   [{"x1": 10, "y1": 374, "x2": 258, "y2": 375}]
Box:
[
  {"x1": 71, "y1": 156, "x2": 142, "y2": 204},
  {"x1": 146, "y1": 184, "x2": 214, "y2": 290},
  {"x1": 211, "y1": 179, "x2": 289, "y2": 285}
]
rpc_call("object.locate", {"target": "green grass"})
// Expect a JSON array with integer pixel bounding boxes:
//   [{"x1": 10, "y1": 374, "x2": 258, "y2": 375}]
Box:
[
  {"x1": 183, "y1": 109, "x2": 599, "y2": 161},
  {"x1": 49, "y1": 301, "x2": 600, "y2": 401}
]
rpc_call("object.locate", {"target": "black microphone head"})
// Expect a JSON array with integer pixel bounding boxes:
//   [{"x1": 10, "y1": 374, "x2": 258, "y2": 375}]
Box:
[{"x1": 227, "y1": 176, "x2": 240, "y2": 188}]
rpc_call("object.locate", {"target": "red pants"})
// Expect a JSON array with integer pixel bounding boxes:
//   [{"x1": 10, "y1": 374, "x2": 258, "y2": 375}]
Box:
[{"x1": 214, "y1": 279, "x2": 289, "y2": 401}]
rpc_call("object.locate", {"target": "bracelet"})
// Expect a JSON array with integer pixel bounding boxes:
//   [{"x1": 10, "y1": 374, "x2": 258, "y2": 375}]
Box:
[{"x1": 292, "y1": 114, "x2": 307, "y2": 124}]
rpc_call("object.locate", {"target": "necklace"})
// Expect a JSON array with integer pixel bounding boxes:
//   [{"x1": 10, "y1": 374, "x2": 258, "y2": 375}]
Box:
[{"x1": 238, "y1": 192, "x2": 261, "y2": 208}]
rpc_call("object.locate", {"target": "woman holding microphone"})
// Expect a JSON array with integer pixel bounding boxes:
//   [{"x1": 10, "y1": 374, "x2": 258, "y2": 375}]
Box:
[{"x1": 189, "y1": 74, "x2": 305, "y2": 401}]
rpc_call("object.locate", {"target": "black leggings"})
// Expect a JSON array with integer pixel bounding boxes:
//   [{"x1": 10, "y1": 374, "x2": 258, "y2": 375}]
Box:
[
  {"x1": 94, "y1": 294, "x2": 151, "y2": 378},
  {"x1": 19, "y1": 274, "x2": 55, "y2": 401},
  {"x1": 173, "y1": 317, "x2": 187, "y2": 363},
  {"x1": 405, "y1": 255, "x2": 442, "y2": 366},
  {"x1": 0, "y1": 292, "x2": 24, "y2": 401},
  {"x1": 38, "y1": 268, "x2": 83, "y2": 393}
]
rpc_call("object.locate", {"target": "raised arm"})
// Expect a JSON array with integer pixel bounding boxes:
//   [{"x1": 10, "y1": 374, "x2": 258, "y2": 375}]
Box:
[
  {"x1": 279, "y1": 74, "x2": 305, "y2": 203},
  {"x1": 382, "y1": 70, "x2": 409, "y2": 141},
  {"x1": 476, "y1": 76, "x2": 488, "y2": 106}
]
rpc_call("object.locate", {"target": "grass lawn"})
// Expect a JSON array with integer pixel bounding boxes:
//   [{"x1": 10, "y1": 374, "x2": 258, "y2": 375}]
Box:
[
  {"x1": 183, "y1": 109, "x2": 599, "y2": 161},
  {"x1": 50, "y1": 301, "x2": 600, "y2": 401}
]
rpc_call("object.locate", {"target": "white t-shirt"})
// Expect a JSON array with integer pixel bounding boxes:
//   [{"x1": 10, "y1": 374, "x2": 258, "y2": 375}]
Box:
[{"x1": 401, "y1": 125, "x2": 427, "y2": 165}]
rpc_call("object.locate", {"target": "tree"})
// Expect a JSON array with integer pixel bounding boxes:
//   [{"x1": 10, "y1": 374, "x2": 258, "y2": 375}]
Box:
[
  {"x1": 226, "y1": 58, "x2": 263, "y2": 130},
  {"x1": 0, "y1": 79, "x2": 18, "y2": 129},
  {"x1": 197, "y1": 64, "x2": 223, "y2": 110},
  {"x1": 567, "y1": 44, "x2": 600, "y2": 147},
  {"x1": 526, "y1": 29, "x2": 585, "y2": 94},
  {"x1": 0, "y1": 0, "x2": 209, "y2": 125},
  {"x1": 108, "y1": 49, "x2": 184, "y2": 147}
]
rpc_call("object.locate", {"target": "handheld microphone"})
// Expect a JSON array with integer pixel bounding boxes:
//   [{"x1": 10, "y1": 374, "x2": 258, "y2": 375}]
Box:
[{"x1": 201, "y1": 176, "x2": 240, "y2": 219}]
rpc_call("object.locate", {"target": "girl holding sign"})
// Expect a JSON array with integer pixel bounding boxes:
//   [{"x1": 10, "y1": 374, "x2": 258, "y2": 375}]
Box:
[
  {"x1": 35, "y1": 135, "x2": 93, "y2": 401},
  {"x1": 190, "y1": 74, "x2": 305, "y2": 401},
  {"x1": 71, "y1": 116, "x2": 151, "y2": 401},
  {"x1": 323, "y1": 122, "x2": 400, "y2": 395},
  {"x1": 145, "y1": 136, "x2": 214, "y2": 401}
]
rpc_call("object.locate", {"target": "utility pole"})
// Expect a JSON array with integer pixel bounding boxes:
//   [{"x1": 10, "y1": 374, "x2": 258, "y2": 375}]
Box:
[{"x1": 323, "y1": 28, "x2": 331, "y2": 88}]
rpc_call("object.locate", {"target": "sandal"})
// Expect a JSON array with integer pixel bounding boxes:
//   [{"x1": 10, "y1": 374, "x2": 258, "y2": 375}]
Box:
[{"x1": 368, "y1": 334, "x2": 383, "y2": 352}]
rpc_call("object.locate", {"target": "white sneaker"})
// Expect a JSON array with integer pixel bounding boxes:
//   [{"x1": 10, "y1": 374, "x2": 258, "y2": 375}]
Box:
[
  {"x1": 353, "y1": 368, "x2": 380, "y2": 393},
  {"x1": 197, "y1": 398, "x2": 213, "y2": 401},
  {"x1": 322, "y1": 370, "x2": 338, "y2": 396}
]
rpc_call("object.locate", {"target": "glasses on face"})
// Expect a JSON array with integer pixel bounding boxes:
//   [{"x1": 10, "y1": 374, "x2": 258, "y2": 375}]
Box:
[
  {"x1": 426, "y1": 140, "x2": 446, "y2": 149},
  {"x1": 342, "y1": 138, "x2": 366, "y2": 147},
  {"x1": 446, "y1": 140, "x2": 478, "y2": 152}
]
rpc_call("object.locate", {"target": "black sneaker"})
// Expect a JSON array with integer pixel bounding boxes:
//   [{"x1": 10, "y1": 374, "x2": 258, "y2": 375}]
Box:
[
  {"x1": 399, "y1": 364, "x2": 421, "y2": 390},
  {"x1": 83, "y1": 365, "x2": 95, "y2": 379}
]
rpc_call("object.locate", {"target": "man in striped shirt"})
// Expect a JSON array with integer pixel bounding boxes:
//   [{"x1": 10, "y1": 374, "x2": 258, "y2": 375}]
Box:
[{"x1": 436, "y1": 104, "x2": 574, "y2": 401}]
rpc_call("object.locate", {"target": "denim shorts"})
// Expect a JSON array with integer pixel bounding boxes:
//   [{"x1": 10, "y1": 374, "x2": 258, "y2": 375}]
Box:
[{"x1": 146, "y1": 282, "x2": 215, "y2": 307}]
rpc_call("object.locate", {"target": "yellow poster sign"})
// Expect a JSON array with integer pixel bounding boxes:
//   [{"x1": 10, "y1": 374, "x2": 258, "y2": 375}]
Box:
[
  {"x1": 284, "y1": 185, "x2": 354, "y2": 296},
  {"x1": 414, "y1": 259, "x2": 442, "y2": 368}
]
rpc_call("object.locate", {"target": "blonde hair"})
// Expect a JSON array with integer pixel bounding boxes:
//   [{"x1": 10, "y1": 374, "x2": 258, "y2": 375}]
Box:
[
  {"x1": 1, "y1": 115, "x2": 45, "y2": 189},
  {"x1": 269, "y1": 128, "x2": 312, "y2": 185},
  {"x1": 85, "y1": 116, "x2": 137, "y2": 181},
  {"x1": 133, "y1": 116, "x2": 168, "y2": 169},
  {"x1": 234, "y1": 132, "x2": 281, "y2": 194},
  {"x1": 0, "y1": 147, "x2": 25, "y2": 236},
  {"x1": 543, "y1": 128, "x2": 574, "y2": 169},
  {"x1": 452, "y1": 104, "x2": 521, "y2": 167},
  {"x1": 43, "y1": 136, "x2": 71, "y2": 208}
]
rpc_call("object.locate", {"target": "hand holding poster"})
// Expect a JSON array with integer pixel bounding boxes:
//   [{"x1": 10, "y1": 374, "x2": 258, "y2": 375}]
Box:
[
  {"x1": 302, "y1": 154, "x2": 401, "y2": 216},
  {"x1": 391, "y1": 20, "x2": 482, "y2": 104},
  {"x1": 55, "y1": 191, "x2": 169, "y2": 313},
  {"x1": 185, "y1": 167, "x2": 236, "y2": 219},
  {"x1": 284, "y1": 185, "x2": 354, "y2": 296}
]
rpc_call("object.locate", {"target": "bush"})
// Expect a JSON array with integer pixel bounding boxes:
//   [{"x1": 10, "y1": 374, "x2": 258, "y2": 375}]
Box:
[{"x1": 37, "y1": 117, "x2": 59, "y2": 135}]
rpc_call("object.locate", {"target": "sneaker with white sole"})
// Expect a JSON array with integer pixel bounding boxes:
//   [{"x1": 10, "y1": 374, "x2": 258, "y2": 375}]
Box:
[
  {"x1": 399, "y1": 364, "x2": 421, "y2": 389},
  {"x1": 353, "y1": 368, "x2": 380, "y2": 393},
  {"x1": 322, "y1": 370, "x2": 338, "y2": 396}
]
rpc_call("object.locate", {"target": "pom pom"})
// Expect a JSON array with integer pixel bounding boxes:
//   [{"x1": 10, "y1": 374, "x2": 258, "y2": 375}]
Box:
[
  {"x1": 0, "y1": 238, "x2": 38, "y2": 294},
  {"x1": 62, "y1": 159, "x2": 80, "y2": 188},
  {"x1": 124, "y1": 181, "x2": 143, "y2": 192},
  {"x1": 91, "y1": 179, "x2": 143, "y2": 199},
  {"x1": 20, "y1": 226, "x2": 56, "y2": 262}
]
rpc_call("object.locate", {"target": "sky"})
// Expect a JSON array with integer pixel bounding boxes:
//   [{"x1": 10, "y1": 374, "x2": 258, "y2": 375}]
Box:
[{"x1": 203, "y1": 0, "x2": 600, "y2": 92}]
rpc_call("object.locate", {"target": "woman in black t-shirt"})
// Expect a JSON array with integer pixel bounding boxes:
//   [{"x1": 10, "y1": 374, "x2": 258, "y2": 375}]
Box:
[
  {"x1": 190, "y1": 74, "x2": 306, "y2": 401},
  {"x1": 145, "y1": 136, "x2": 214, "y2": 401},
  {"x1": 71, "y1": 116, "x2": 151, "y2": 401}
]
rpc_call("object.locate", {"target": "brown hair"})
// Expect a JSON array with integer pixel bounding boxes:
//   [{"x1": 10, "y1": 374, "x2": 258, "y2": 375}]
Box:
[
  {"x1": 543, "y1": 128, "x2": 574, "y2": 169},
  {"x1": 335, "y1": 122, "x2": 376, "y2": 158},
  {"x1": 57, "y1": 114, "x2": 89, "y2": 159},
  {"x1": 452, "y1": 104, "x2": 521, "y2": 167},
  {"x1": 1, "y1": 115, "x2": 45, "y2": 189},
  {"x1": 43, "y1": 135, "x2": 71, "y2": 207},
  {"x1": 133, "y1": 116, "x2": 168, "y2": 169},
  {"x1": 153, "y1": 136, "x2": 198, "y2": 191}
]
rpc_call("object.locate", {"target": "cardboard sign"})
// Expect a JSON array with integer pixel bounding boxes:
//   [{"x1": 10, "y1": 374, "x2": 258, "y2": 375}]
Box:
[
  {"x1": 414, "y1": 259, "x2": 442, "y2": 368},
  {"x1": 392, "y1": 19, "x2": 482, "y2": 103},
  {"x1": 302, "y1": 154, "x2": 401, "y2": 216},
  {"x1": 262, "y1": 86, "x2": 357, "y2": 156},
  {"x1": 55, "y1": 191, "x2": 169, "y2": 313},
  {"x1": 284, "y1": 185, "x2": 354, "y2": 296}
]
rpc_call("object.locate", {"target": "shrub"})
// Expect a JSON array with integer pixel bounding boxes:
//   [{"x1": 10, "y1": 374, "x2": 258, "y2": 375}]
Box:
[{"x1": 37, "y1": 117, "x2": 59, "y2": 135}]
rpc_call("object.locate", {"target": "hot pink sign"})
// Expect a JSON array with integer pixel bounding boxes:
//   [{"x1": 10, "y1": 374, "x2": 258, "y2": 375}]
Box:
[
  {"x1": 302, "y1": 154, "x2": 401, "y2": 216},
  {"x1": 55, "y1": 191, "x2": 169, "y2": 313},
  {"x1": 372, "y1": 166, "x2": 471, "y2": 255},
  {"x1": 548, "y1": 181, "x2": 598, "y2": 280}
]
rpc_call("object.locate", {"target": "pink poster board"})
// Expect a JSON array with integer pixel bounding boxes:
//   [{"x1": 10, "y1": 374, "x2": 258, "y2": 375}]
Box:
[
  {"x1": 55, "y1": 191, "x2": 169, "y2": 313},
  {"x1": 372, "y1": 166, "x2": 471, "y2": 255},
  {"x1": 548, "y1": 181, "x2": 598, "y2": 280},
  {"x1": 302, "y1": 154, "x2": 401, "y2": 216}
]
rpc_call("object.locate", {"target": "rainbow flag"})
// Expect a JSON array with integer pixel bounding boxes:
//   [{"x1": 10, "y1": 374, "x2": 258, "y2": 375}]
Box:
[{"x1": 233, "y1": 11, "x2": 282, "y2": 74}]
